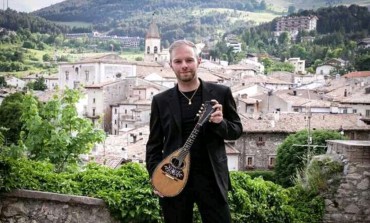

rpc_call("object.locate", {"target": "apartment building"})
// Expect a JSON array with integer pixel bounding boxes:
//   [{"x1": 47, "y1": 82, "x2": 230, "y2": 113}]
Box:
[{"x1": 276, "y1": 15, "x2": 318, "y2": 32}]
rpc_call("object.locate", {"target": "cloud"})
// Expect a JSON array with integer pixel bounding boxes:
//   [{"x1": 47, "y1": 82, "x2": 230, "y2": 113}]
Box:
[{"x1": 5, "y1": 0, "x2": 64, "y2": 12}]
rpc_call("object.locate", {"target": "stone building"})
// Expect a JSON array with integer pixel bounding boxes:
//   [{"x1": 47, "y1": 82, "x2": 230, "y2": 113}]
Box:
[
  {"x1": 237, "y1": 113, "x2": 370, "y2": 171},
  {"x1": 84, "y1": 79, "x2": 136, "y2": 132},
  {"x1": 323, "y1": 140, "x2": 370, "y2": 223}
]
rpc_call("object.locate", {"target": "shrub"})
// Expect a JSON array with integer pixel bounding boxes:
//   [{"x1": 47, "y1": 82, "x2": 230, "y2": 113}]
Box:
[
  {"x1": 275, "y1": 130, "x2": 343, "y2": 187},
  {"x1": 229, "y1": 171, "x2": 295, "y2": 223},
  {"x1": 0, "y1": 156, "x2": 325, "y2": 223},
  {"x1": 245, "y1": 170, "x2": 276, "y2": 183}
]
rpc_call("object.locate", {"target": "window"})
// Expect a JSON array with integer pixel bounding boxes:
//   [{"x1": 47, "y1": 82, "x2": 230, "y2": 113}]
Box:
[
  {"x1": 353, "y1": 109, "x2": 357, "y2": 114},
  {"x1": 92, "y1": 108, "x2": 95, "y2": 116},
  {"x1": 247, "y1": 157, "x2": 253, "y2": 165},
  {"x1": 85, "y1": 70, "x2": 89, "y2": 81},
  {"x1": 65, "y1": 71, "x2": 69, "y2": 81},
  {"x1": 268, "y1": 156, "x2": 276, "y2": 169},
  {"x1": 256, "y1": 136, "x2": 265, "y2": 146},
  {"x1": 343, "y1": 109, "x2": 347, "y2": 114},
  {"x1": 154, "y1": 46, "x2": 158, "y2": 53},
  {"x1": 147, "y1": 46, "x2": 150, "y2": 54},
  {"x1": 246, "y1": 156, "x2": 254, "y2": 169},
  {"x1": 366, "y1": 110, "x2": 370, "y2": 117},
  {"x1": 115, "y1": 109, "x2": 117, "y2": 114}
]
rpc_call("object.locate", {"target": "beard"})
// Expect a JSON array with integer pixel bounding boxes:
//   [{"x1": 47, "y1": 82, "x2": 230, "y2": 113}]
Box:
[{"x1": 175, "y1": 71, "x2": 197, "y2": 82}]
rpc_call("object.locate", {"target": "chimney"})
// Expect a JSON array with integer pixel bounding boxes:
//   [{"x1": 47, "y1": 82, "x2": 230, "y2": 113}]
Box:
[{"x1": 344, "y1": 89, "x2": 347, "y2": 97}]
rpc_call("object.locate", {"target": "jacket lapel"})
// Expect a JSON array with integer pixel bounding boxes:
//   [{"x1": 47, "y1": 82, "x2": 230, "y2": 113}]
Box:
[{"x1": 201, "y1": 79, "x2": 214, "y2": 102}]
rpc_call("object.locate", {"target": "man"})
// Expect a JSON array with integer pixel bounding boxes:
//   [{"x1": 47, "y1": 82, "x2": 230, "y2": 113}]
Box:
[{"x1": 146, "y1": 40, "x2": 242, "y2": 223}]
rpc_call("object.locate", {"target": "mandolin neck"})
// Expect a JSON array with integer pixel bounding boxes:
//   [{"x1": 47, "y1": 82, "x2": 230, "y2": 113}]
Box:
[{"x1": 182, "y1": 123, "x2": 201, "y2": 152}]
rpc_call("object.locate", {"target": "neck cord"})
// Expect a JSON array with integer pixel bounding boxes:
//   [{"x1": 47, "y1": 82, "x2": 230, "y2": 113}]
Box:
[{"x1": 179, "y1": 86, "x2": 199, "y2": 105}]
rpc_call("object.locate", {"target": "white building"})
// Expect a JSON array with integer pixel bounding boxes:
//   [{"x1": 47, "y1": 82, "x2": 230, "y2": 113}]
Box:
[
  {"x1": 58, "y1": 54, "x2": 136, "y2": 90},
  {"x1": 287, "y1": 57, "x2": 306, "y2": 74},
  {"x1": 5, "y1": 76, "x2": 25, "y2": 90}
]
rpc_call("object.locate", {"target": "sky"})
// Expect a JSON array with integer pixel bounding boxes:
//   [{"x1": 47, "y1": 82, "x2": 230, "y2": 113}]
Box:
[{"x1": 2, "y1": 0, "x2": 65, "y2": 12}]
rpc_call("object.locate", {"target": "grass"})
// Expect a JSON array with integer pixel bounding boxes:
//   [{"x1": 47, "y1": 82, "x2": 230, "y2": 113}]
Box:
[{"x1": 193, "y1": 8, "x2": 280, "y2": 24}]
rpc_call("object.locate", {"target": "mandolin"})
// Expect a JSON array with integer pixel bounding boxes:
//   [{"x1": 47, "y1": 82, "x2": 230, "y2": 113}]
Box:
[{"x1": 151, "y1": 101, "x2": 216, "y2": 197}]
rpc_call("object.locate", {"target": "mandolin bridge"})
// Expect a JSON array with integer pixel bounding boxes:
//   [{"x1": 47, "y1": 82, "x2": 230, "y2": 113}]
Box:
[{"x1": 161, "y1": 163, "x2": 184, "y2": 180}]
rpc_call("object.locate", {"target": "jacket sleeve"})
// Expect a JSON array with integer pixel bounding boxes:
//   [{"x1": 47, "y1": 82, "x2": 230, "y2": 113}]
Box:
[
  {"x1": 209, "y1": 87, "x2": 243, "y2": 140},
  {"x1": 145, "y1": 97, "x2": 164, "y2": 178}
]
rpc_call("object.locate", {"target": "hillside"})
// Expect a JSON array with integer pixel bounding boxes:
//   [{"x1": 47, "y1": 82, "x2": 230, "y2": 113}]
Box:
[{"x1": 30, "y1": 0, "x2": 370, "y2": 44}]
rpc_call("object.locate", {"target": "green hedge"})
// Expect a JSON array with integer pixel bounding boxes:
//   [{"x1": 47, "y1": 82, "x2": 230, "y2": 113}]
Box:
[{"x1": 0, "y1": 156, "x2": 324, "y2": 223}]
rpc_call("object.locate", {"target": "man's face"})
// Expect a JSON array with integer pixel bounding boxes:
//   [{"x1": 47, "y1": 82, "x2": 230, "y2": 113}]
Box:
[{"x1": 170, "y1": 45, "x2": 201, "y2": 83}]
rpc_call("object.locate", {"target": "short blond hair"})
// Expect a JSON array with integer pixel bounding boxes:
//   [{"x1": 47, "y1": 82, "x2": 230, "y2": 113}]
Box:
[{"x1": 169, "y1": 40, "x2": 199, "y2": 60}]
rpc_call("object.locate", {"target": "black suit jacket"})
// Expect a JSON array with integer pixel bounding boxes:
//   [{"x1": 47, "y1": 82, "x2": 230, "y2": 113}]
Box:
[{"x1": 146, "y1": 79, "x2": 243, "y2": 202}]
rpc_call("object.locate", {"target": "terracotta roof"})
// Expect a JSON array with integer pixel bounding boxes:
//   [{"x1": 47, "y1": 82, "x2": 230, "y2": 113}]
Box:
[
  {"x1": 92, "y1": 126, "x2": 149, "y2": 163},
  {"x1": 85, "y1": 80, "x2": 122, "y2": 88},
  {"x1": 146, "y1": 20, "x2": 160, "y2": 39},
  {"x1": 343, "y1": 71, "x2": 370, "y2": 78},
  {"x1": 137, "y1": 64, "x2": 174, "y2": 78},
  {"x1": 275, "y1": 90, "x2": 332, "y2": 107},
  {"x1": 226, "y1": 143, "x2": 240, "y2": 155},
  {"x1": 340, "y1": 88, "x2": 370, "y2": 104},
  {"x1": 241, "y1": 113, "x2": 370, "y2": 133},
  {"x1": 77, "y1": 53, "x2": 127, "y2": 63}
]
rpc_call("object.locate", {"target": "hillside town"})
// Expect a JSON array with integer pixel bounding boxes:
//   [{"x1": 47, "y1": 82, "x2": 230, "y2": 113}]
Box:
[{"x1": 1, "y1": 17, "x2": 370, "y2": 172}]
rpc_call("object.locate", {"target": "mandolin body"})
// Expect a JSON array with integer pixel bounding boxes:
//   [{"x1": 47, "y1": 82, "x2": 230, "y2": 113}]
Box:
[{"x1": 151, "y1": 148, "x2": 190, "y2": 197}]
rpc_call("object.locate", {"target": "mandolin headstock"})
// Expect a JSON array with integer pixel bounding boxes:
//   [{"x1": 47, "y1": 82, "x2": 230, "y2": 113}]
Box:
[{"x1": 196, "y1": 101, "x2": 216, "y2": 126}]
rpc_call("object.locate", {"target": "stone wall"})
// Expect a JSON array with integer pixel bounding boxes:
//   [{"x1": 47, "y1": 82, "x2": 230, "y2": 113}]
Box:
[
  {"x1": 0, "y1": 189, "x2": 119, "y2": 223},
  {"x1": 237, "y1": 132, "x2": 289, "y2": 170},
  {"x1": 323, "y1": 140, "x2": 370, "y2": 223}
]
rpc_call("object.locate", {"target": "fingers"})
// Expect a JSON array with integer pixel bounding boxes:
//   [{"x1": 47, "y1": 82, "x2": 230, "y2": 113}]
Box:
[
  {"x1": 153, "y1": 189, "x2": 164, "y2": 198},
  {"x1": 209, "y1": 100, "x2": 223, "y2": 123}
]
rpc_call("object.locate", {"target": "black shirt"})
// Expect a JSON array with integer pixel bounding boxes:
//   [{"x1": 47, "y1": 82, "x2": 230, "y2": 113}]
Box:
[{"x1": 178, "y1": 85, "x2": 214, "y2": 183}]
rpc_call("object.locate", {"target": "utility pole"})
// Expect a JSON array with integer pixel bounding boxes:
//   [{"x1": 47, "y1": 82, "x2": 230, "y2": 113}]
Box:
[
  {"x1": 306, "y1": 106, "x2": 312, "y2": 159},
  {"x1": 307, "y1": 106, "x2": 312, "y2": 146}
]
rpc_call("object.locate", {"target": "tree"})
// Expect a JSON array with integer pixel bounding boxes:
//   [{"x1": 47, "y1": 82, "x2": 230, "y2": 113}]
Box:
[
  {"x1": 42, "y1": 54, "x2": 51, "y2": 62},
  {"x1": 0, "y1": 92, "x2": 25, "y2": 145},
  {"x1": 275, "y1": 129, "x2": 344, "y2": 187},
  {"x1": 355, "y1": 54, "x2": 370, "y2": 71},
  {"x1": 0, "y1": 76, "x2": 7, "y2": 88},
  {"x1": 288, "y1": 5, "x2": 296, "y2": 15},
  {"x1": 20, "y1": 89, "x2": 106, "y2": 172},
  {"x1": 33, "y1": 77, "x2": 47, "y2": 91},
  {"x1": 278, "y1": 32, "x2": 290, "y2": 46}
]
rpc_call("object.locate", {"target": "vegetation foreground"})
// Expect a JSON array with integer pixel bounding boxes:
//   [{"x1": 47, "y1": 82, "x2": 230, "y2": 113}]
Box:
[{"x1": 0, "y1": 158, "x2": 325, "y2": 223}]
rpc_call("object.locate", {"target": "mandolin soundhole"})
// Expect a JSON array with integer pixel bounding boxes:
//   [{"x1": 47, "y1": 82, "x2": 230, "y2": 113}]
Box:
[{"x1": 171, "y1": 157, "x2": 185, "y2": 168}]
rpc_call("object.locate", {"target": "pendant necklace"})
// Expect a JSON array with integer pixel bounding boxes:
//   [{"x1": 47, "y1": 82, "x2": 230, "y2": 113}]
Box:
[{"x1": 179, "y1": 86, "x2": 199, "y2": 105}]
